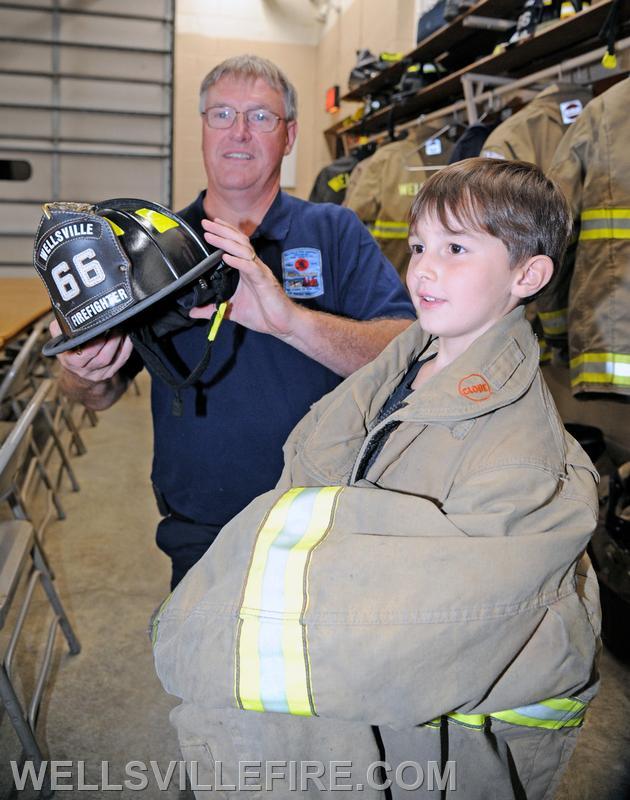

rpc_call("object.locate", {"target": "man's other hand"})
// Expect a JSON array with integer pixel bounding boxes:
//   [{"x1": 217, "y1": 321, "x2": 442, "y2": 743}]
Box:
[{"x1": 190, "y1": 217, "x2": 301, "y2": 338}]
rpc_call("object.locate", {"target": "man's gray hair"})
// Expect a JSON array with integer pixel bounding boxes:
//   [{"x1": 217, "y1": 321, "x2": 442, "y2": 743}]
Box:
[{"x1": 198, "y1": 55, "x2": 297, "y2": 121}]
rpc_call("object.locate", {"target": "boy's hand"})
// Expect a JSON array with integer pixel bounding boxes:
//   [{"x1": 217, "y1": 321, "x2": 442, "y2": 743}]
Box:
[
  {"x1": 50, "y1": 318, "x2": 133, "y2": 383},
  {"x1": 190, "y1": 218, "x2": 304, "y2": 339}
]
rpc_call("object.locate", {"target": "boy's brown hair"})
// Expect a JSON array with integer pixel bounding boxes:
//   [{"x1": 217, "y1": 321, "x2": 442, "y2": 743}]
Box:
[{"x1": 409, "y1": 158, "x2": 572, "y2": 278}]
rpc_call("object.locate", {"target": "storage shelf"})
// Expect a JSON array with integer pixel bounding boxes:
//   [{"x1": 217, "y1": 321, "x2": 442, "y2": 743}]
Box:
[
  {"x1": 343, "y1": 0, "x2": 519, "y2": 101},
  {"x1": 330, "y1": 0, "x2": 630, "y2": 140}
]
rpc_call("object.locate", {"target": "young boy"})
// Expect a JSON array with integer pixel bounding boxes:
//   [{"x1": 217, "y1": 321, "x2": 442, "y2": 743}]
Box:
[{"x1": 154, "y1": 159, "x2": 600, "y2": 799}]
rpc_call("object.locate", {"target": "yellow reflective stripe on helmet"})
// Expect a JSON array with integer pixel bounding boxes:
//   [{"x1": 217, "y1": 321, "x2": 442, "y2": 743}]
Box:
[
  {"x1": 579, "y1": 208, "x2": 630, "y2": 239},
  {"x1": 424, "y1": 696, "x2": 588, "y2": 732},
  {"x1": 370, "y1": 219, "x2": 409, "y2": 240},
  {"x1": 103, "y1": 217, "x2": 124, "y2": 236},
  {"x1": 235, "y1": 486, "x2": 343, "y2": 716},
  {"x1": 538, "y1": 308, "x2": 568, "y2": 336},
  {"x1": 570, "y1": 352, "x2": 630, "y2": 387},
  {"x1": 135, "y1": 207, "x2": 179, "y2": 233}
]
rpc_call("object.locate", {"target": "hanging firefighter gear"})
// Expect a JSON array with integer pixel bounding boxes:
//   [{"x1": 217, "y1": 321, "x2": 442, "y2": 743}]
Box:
[
  {"x1": 538, "y1": 76, "x2": 630, "y2": 397},
  {"x1": 481, "y1": 83, "x2": 592, "y2": 173},
  {"x1": 344, "y1": 123, "x2": 454, "y2": 278}
]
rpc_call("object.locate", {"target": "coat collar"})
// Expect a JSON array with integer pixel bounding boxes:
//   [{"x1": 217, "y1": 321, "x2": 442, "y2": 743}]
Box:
[
  {"x1": 395, "y1": 306, "x2": 540, "y2": 424},
  {"x1": 297, "y1": 307, "x2": 541, "y2": 483}
]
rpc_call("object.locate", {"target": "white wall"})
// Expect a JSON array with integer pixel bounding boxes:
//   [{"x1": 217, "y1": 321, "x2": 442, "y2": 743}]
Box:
[{"x1": 177, "y1": 0, "x2": 322, "y2": 44}]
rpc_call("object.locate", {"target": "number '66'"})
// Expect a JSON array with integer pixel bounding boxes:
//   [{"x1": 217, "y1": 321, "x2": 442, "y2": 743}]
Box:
[{"x1": 51, "y1": 248, "x2": 106, "y2": 301}]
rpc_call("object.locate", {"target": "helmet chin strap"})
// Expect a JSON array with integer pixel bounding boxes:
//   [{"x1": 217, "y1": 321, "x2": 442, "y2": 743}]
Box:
[{"x1": 130, "y1": 302, "x2": 228, "y2": 416}]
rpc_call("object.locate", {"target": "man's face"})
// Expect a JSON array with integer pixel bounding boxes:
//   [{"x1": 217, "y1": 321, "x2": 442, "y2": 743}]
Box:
[{"x1": 201, "y1": 75, "x2": 297, "y2": 196}]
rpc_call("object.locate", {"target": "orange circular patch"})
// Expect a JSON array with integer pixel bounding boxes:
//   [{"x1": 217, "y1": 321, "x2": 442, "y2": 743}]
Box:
[
  {"x1": 295, "y1": 258, "x2": 309, "y2": 271},
  {"x1": 458, "y1": 373, "x2": 492, "y2": 402}
]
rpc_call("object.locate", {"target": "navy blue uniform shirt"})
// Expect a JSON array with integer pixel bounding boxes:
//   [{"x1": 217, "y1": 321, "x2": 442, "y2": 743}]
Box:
[{"x1": 149, "y1": 189, "x2": 415, "y2": 528}]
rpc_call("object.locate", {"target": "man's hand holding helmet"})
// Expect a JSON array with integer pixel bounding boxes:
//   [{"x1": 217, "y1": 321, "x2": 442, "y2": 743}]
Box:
[
  {"x1": 191, "y1": 217, "x2": 302, "y2": 341},
  {"x1": 50, "y1": 318, "x2": 133, "y2": 384}
]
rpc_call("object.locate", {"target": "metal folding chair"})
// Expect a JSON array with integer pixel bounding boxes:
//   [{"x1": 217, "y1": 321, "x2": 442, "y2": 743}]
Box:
[
  {"x1": 0, "y1": 380, "x2": 81, "y2": 798},
  {"x1": 28, "y1": 316, "x2": 93, "y2": 455},
  {"x1": 0, "y1": 318, "x2": 81, "y2": 511},
  {"x1": 0, "y1": 379, "x2": 69, "y2": 542}
]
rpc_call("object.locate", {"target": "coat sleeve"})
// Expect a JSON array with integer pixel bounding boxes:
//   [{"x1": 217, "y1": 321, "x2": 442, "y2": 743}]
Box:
[
  {"x1": 536, "y1": 110, "x2": 591, "y2": 343},
  {"x1": 343, "y1": 153, "x2": 382, "y2": 225},
  {"x1": 153, "y1": 459, "x2": 598, "y2": 727}
]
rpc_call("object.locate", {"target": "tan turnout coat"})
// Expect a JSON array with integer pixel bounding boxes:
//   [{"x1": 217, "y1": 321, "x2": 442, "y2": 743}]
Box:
[{"x1": 154, "y1": 308, "x2": 600, "y2": 798}]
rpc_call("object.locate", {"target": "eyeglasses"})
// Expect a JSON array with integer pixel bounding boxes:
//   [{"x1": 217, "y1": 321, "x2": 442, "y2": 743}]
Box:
[{"x1": 202, "y1": 105, "x2": 286, "y2": 133}]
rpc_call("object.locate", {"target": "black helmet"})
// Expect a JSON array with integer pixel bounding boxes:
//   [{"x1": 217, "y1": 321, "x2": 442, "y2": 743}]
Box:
[{"x1": 34, "y1": 198, "x2": 237, "y2": 356}]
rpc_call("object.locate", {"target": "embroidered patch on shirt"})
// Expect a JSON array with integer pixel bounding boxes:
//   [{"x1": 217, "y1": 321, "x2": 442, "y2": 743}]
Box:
[
  {"x1": 458, "y1": 373, "x2": 492, "y2": 402},
  {"x1": 282, "y1": 248, "x2": 324, "y2": 299},
  {"x1": 559, "y1": 99, "x2": 583, "y2": 125}
]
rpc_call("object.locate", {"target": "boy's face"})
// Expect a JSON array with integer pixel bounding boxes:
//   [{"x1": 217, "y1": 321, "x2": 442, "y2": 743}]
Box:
[{"x1": 406, "y1": 211, "x2": 522, "y2": 359}]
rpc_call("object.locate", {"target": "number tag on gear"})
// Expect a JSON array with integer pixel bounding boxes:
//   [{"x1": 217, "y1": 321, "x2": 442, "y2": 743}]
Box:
[{"x1": 34, "y1": 204, "x2": 134, "y2": 337}]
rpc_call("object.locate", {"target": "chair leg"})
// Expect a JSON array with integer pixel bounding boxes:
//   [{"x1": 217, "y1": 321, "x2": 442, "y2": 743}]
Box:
[
  {"x1": 59, "y1": 402, "x2": 87, "y2": 456},
  {"x1": 40, "y1": 405, "x2": 80, "y2": 492},
  {"x1": 31, "y1": 451, "x2": 65, "y2": 521},
  {"x1": 80, "y1": 405, "x2": 98, "y2": 428},
  {"x1": 0, "y1": 666, "x2": 53, "y2": 799},
  {"x1": 32, "y1": 543, "x2": 81, "y2": 656}
]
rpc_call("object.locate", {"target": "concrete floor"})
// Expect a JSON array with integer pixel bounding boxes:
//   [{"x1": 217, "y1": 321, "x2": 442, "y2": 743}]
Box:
[{"x1": 1, "y1": 370, "x2": 629, "y2": 799}]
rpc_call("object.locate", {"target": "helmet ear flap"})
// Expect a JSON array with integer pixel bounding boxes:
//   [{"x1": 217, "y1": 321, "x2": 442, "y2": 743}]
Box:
[{"x1": 34, "y1": 198, "x2": 236, "y2": 356}]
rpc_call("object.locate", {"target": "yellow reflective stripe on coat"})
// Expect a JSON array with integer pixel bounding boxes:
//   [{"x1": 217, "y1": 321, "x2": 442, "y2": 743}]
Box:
[
  {"x1": 579, "y1": 208, "x2": 630, "y2": 239},
  {"x1": 424, "y1": 696, "x2": 587, "y2": 731},
  {"x1": 491, "y1": 697, "x2": 587, "y2": 729},
  {"x1": 570, "y1": 352, "x2": 630, "y2": 387},
  {"x1": 538, "y1": 309, "x2": 568, "y2": 336},
  {"x1": 369, "y1": 219, "x2": 409, "y2": 240},
  {"x1": 327, "y1": 173, "x2": 350, "y2": 193},
  {"x1": 538, "y1": 336, "x2": 551, "y2": 364},
  {"x1": 235, "y1": 487, "x2": 343, "y2": 716},
  {"x1": 150, "y1": 592, "x2": 173, "y2": 647}
]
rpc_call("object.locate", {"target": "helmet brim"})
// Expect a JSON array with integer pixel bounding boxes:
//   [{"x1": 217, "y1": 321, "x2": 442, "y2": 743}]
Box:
[{"x1": 42, "y1": 249, "x2": 223, "y2": 356}]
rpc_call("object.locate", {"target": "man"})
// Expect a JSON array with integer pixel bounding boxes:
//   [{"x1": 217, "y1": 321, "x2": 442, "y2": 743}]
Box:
[{"x1": 54, "y1": 55, "x2": 414, "y2": 587}]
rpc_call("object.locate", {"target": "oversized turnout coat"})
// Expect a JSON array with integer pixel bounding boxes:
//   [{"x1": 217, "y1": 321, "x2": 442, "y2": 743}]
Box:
[{"x1": 154, "y1": 308, "x2": 600, "y2": 799}]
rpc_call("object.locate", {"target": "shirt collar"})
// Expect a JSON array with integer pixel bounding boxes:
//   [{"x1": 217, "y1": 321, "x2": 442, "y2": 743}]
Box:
[
  {"x1": 195, "y1": 189, "x2": 292, "y2": 243},
  {"x1": 251, "y1": 190, "x2": 292, "y2": 242}
]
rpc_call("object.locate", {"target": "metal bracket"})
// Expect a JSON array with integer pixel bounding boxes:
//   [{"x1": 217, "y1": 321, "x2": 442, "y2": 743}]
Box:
[{"x1": 462, "y1": 15, "x2": 515, "y2": 31}]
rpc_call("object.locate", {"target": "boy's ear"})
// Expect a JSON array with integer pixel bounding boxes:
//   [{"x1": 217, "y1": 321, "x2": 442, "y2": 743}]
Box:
[{"x1": 511, "y1": 255, "x2": 554, "y2": 300}]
